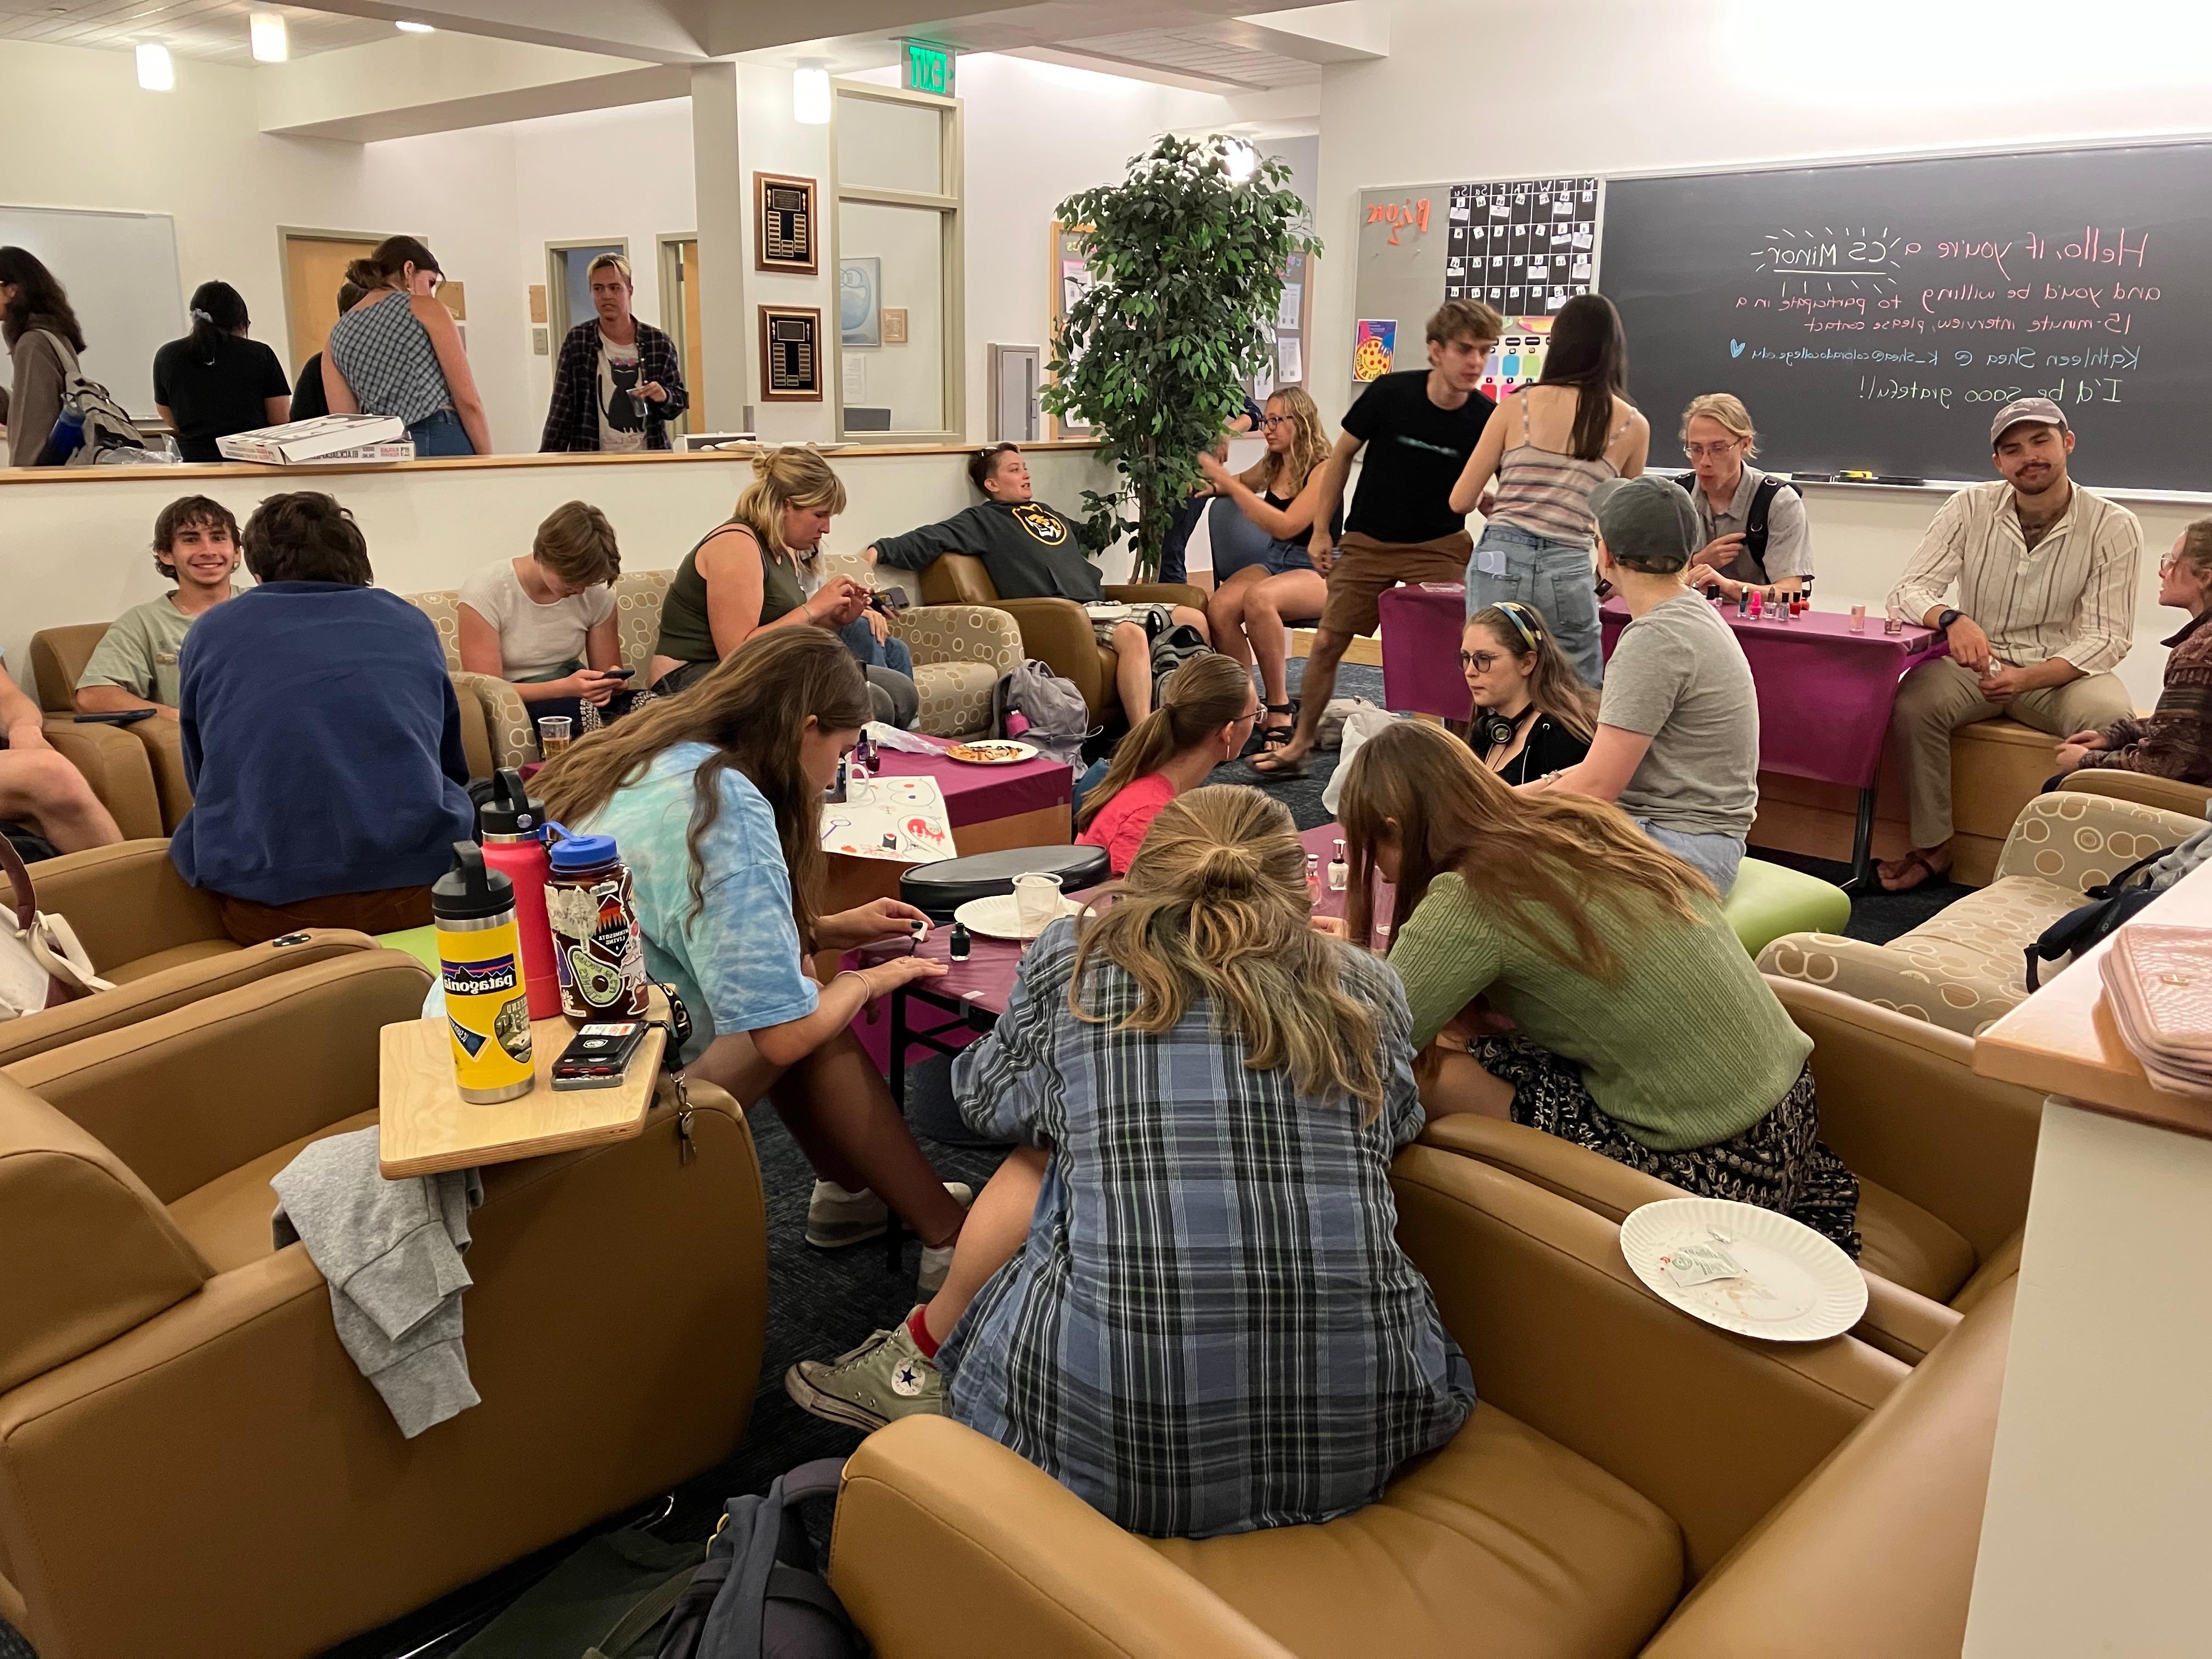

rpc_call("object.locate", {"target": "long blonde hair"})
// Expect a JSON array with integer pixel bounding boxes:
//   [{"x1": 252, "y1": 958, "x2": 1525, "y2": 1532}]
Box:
[
  {"x1": 729, "y1": 447, "x2": 848, "y2": 573},
  {"x1": 1465, "y1": 602, "x2": 1596, "y2": 743},
  {"x1": 1076, "y1": 653, "x2": 1251, "y2": 832},
  {"x1": 1337, "y1": 721, "x2": 1712, "y2": 978},
  {"x1": 535, "y1": 629, "x2": 871, "y2": 949},
  {"x1": 1239, "y1": 386, "x2": 1330, "y2": 498},
  {"x1": 1069, "y1": 785, "x2": 1388, "y2": 1118}
]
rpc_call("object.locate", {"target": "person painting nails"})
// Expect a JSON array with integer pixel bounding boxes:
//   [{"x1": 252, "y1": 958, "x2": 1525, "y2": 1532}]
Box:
[
  {"x1": 1880, "y1": 399, "x2": 2140, "y2": 893},
  {"x1": 1075, "y1": 652, "x2": 1259, "y2": 875},
  {"x1": 1676, "y1": 392, "x2": 1813, "y2": 604}
]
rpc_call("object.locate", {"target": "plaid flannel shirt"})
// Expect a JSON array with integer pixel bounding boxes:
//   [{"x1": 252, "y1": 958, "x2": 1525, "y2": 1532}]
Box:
[{"x1": 539, "y1": 318, "x2": 689, "y2": 452}]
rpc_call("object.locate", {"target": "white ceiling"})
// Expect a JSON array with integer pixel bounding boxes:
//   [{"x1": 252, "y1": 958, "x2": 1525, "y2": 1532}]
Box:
[
  {"x1": 1053, "y1": 25, "x2": 1323, "y2": 91},
  {"x1": 0, "y1": 0, "x2": 394, "y2": 63}
]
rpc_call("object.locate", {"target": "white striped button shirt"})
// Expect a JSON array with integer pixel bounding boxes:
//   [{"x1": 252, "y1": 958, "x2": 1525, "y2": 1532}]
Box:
[{"x1": 1888, "y1": 479, "x2": 2141, "y2": 675}]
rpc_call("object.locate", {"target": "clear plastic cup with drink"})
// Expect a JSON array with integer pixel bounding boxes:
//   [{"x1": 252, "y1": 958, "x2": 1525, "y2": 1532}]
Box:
[{"x1": 537, "y1": 715, "x2": 574, "y2": 757}]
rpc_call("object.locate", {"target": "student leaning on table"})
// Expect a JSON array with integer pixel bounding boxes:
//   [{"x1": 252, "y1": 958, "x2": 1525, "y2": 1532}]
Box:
[
  {"x1": 1676, "y1": 392, "x2": 1813, "y2": 603},
  {"x1": 536, "y1": 628, "x2": 971, "y2": 1291},
  {"x1": 1878, "y1": 397, "x2": 2140, "y2": 893},
  {"x1": 1336, "y1": 719, "x2": 1860, "y2": 1253}
]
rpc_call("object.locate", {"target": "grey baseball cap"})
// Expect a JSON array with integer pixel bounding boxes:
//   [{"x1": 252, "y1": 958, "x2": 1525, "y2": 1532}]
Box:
[
  {"x1": 1990, "y1": 396, "x2": 2069, "y2": 445},
  {"x1": 1590, "y1": 473, "x2": 1697, "y2": 573}
]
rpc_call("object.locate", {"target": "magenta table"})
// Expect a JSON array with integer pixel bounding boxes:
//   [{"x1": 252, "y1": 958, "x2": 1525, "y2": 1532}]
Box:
[
  {"x1": 866, "y1": 735, "x2": 1073, "y2": 831},
  {"x1": 1600, "y1": 597, "x2": 1945, "y2": 886},
  {"x1": 1378, "y1": 582, "x2": 1473, "y2": 720}
]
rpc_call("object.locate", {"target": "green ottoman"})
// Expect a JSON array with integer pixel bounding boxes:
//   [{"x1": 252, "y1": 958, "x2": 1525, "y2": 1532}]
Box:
[
  {"x1": 374, "y1": 924, "x2": 442, "y2": 974},
  {"x1": 1724, "y1": 859, "x2": 1851, "y2": 958}
]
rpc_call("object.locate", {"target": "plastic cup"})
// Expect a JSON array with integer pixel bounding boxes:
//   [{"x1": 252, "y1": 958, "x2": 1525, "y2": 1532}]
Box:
[
  {"x1": 1850, "y1": 605, "x2": 1867, "y2": 634},
  {"x1": 1013, "y1": 871, "x2": 1063, "y2": 939},
  {"x1": 537, "y1": 715, "x2": 574, "y2": 757}
]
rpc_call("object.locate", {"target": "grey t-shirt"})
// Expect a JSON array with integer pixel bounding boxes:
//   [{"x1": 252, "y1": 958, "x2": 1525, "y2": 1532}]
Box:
[
  {"x1": 1600, "y1": 590, "x2": 1759, "y2": 838},
  {"x1": 1690, "y1": 463, "x2": 1813, "y2": 585}
]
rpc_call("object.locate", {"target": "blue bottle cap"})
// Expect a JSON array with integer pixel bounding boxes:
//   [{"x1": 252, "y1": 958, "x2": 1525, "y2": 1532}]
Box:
[{"x1": 546, "y1": 826, "x2": 619, "y2": 872}]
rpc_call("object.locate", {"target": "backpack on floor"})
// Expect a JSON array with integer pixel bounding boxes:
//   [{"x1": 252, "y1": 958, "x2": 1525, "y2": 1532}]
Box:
[
  {"x1": 654, "y1": 1459, "x2": 866, "y2": 1659},
  {"x1": 1146, "y1": 622, "x2": 1211, "y2": 694},
  {"x1": 991, "y1": 658, "x2": 1092, "y2": 766}
]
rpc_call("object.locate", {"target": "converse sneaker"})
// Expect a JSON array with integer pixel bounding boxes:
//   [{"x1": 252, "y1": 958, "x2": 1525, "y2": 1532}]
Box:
[
  {"x1": 805, "y1": 1180, "x2": 973, "y2": 1249},
  {"x1": 784, "y1": 1318, "x2": 944, "y2": 1432}
]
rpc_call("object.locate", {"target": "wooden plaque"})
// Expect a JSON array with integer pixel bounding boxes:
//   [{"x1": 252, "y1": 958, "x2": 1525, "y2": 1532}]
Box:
[
  {"x1": 760, "y1": 304, "x2": 824, "y2": 401},
  {"x1": 882, "y1": 307, "x2": 908, "y2": 344},
  {"x1": 755, "y1": 172, "x2": 818, "y2": 273}
]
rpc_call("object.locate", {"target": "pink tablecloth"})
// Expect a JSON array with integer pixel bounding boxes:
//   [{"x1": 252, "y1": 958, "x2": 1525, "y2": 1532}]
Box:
[
  {"x1": 867, "y1": 736, "x2": 1073, "y2": 827},
  {"x1": 1377, "y1": 582, "x2": 1471, "y2": 720},
  {"x1": 1599, "y1": 598, "x2": 1944, "y2": 791}
]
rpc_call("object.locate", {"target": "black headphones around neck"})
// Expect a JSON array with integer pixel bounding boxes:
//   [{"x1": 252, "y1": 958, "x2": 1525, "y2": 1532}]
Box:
[{"x1": 1477, "y1": 701, "x2": 1536, "y2": 751}]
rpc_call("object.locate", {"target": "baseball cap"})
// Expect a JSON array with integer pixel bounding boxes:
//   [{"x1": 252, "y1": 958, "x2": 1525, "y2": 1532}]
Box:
[
  {"x1": 1990, "y1": 397, "x2": 2069, "y2": 446},
  {"x1": 1590, "y1": 474, "x2": 1697, "y2": 573}
]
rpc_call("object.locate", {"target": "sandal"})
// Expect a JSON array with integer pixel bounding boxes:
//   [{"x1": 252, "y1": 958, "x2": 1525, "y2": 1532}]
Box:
[
  {"x1": 1246, "y1": 701, "x2": 1297, "y2": 757},
  {"x1": 1877, "y1": 849, "x2": 1951, "y2": 894},
  {"x1": 1249, "y1": 745, "x2": 1311, "y2": 780}
]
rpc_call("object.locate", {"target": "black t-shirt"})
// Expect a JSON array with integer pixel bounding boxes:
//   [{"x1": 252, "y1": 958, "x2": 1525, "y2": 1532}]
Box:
[
  {"x1": 290, "y1": 352, "x2": 330, "y2": 423},
  {"x1": 151, "y1": 333, "x2": 292, "y2": 462},
  {"x1": 1341, "y1": 370, "x2": 1494, "y2": 545}
]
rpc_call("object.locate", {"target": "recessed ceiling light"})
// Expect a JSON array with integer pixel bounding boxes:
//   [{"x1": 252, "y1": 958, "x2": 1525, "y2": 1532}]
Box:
[
  {"x1": 249, "y1": 11, "x2": 288, "y2": 61},
  {"x1": 135, "y1": 41, "x2": 173, "y2": 90},
  {"x1": 394, "y1": 19, "x2": 435, "y2": 32}
]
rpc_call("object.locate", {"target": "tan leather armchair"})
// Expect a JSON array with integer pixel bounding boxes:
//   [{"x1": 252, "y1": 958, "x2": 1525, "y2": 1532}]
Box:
[
  {"x1": 24, "y1": 624, "x2": 169, "y2": 839},
  {"x1": 0, "y1": 951, "x2": 769, "y2": 1659},
  {"x1": 2059, "y1": 765, "x2": 2212, "y2": 819},
  {"x1": 916, "y1": 552, "x2": 1206, "y2": 720},
  {"x1": 1418, "y1": 976, "x2": 2039, "y2": 1365},
  {"x1": 832, "y1": 1151, "x2": 2010, "y2": 1659}
]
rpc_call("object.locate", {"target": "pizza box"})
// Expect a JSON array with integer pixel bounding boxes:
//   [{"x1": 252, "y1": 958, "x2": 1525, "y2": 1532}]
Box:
[{"x1": 218, "y1": 414, "x2": 407, "y2": 465}]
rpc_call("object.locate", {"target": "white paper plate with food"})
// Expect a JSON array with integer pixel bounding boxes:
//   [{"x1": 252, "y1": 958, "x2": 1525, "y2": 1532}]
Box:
[
  {"x1": 1619, "y1": 1197, "x2": 1865, "y2": 1342},
  {"x1": 941, "y1": 739, "x2": 1038, "y2": 766},
  {"x1": 955, "y1": 893, "x2": 1086, "y2": 941}
]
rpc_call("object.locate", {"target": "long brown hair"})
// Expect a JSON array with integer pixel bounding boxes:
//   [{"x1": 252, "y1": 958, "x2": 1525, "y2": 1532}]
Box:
[
  {"x1": 1337, "y1": 721, "x2": 1711, "y2": 978},
  {"x1": 727, "y1": 447, "x2": 847, "y2": 575},
  {"x1": 1076, "y1": 653, "x2": 1252, "y2": 831},
  {"x1": 1239, "y1": 386, "x2": 1330, "y2": 499},
  {"x1": 1536, "y1": 292, "x2": 1630, "y2": 462},
  {"x1": 1465, "y1": 602, "x2": 1596, "y2": 743},
  {"x1": 1070, "y1": 785, "x2": 1388, "y2": 1118},
  {"x1": 535, "y1": 629, "x2": 870, "y2": 947}
]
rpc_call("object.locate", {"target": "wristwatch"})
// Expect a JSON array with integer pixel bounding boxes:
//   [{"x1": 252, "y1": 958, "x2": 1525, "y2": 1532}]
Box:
[{"x1": 1937, "y1": 608, "x2": 1963, "y2": 631}]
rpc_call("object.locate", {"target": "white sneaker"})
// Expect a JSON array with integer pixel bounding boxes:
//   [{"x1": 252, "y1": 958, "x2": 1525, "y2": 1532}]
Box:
[
  {"x1": 805, "y1": 1180, "x2": 973, "y2": 1249},
  {"x1": 917, "y1": 1240, "x2": 957, "y2": 1298}
]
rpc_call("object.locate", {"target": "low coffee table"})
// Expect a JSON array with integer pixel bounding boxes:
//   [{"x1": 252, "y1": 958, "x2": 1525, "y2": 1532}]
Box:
[{"x1": 825, "y1": 738, "x2": 1074, "y2": 917}]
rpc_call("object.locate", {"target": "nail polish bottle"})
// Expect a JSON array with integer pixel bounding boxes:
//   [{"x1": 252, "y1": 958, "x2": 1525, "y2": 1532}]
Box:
[
  {"x1": 949, "y1": 922, "x2": 970, "y2": 962},
  {"x1": 1748, "y1": 587, "x2": 1763, "y2": 619},
  {"x1": 1327, "y1": 838, "x2": 1348, "y2": 892},
  {"x1": 1306, "y1": 853, "x2": 1322, "y2": 898},
  {"x1": 1736, "y1": 586, "x2": 1751, "y2": 618}
]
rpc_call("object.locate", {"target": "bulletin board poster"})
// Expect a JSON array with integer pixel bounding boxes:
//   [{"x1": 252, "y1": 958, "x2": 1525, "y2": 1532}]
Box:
[{"x1": 1352, "y1": 319, "x2": 1397, "y2": 381}]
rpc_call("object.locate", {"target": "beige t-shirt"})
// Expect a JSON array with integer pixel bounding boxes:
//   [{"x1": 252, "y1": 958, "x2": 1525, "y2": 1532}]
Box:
[{"x1": 458, "y1": 558, "x2": 616, "y2": 682}]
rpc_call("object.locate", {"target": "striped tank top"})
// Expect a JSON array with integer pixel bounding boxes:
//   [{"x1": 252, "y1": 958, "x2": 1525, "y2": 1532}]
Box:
[
  {"x1": 1487, "y1": 390, "x2": 1634, "y2": 545},
  {"x1": 328, "y1": 292, "x2": 453, "y2": 428}
]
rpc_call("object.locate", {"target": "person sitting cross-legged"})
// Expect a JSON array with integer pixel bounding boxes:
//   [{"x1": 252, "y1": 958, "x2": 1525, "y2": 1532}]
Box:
[
  {"x1": 862, "y1": 442, "x2": 1209, "y2": 724},
  {"x1": 785, "y1": 784, "x2": 1472, "y2": 1541}
]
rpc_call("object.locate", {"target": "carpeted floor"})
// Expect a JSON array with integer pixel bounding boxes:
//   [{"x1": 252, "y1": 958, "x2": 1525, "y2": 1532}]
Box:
[{"x1": 0, "y1": 658, "x2": 1963, "y2": 1659}]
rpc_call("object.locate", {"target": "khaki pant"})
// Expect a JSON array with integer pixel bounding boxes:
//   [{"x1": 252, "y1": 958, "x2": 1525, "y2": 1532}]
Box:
[{"x1": 1890, "y1": 657, "x2": 2135, "y2": 848}]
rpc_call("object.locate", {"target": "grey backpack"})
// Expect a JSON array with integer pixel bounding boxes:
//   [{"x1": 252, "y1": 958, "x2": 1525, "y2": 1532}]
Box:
[
  {"x1": 32, "y1": 331, "x2": 155, "y2": 467},
  {"x1": 991, "y1": 657, "x2": 1092, "y2": 766},
  {"x1": 652, "y1": 1459, "x2": 866, "y2": 1659}
]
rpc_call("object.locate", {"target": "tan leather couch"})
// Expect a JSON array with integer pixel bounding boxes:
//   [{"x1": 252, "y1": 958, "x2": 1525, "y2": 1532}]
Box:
[
  {"x1": 0, "y1": 951, "x2": 769, "y2": 1659},
  {"x1": 916, "y1": 552, "x2": 1206, "y2": 720},
  {"x1": 1421, "y1": 977, "x2": 2039, "y2": 1366},
  {"x1": 830, "y1": 1149, "x2": 2012, "y2": 1658}
]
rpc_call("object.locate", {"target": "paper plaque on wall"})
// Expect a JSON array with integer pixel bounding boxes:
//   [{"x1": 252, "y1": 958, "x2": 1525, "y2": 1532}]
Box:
[
  {"x1": 755, "y1": 172, "x2": 818, "y2": 274},
  {"x1": 882, "y1": 307, "x2": 908, "y2": 345},
  {"x1": 760, "y1": 305, "x2": 823, "y2": 401}
]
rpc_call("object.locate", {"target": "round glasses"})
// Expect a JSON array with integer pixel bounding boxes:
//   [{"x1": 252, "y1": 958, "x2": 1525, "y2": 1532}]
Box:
[
  {"x1": 1258, "y1": 414, "x2": 1290, "y2": 429},
  {"x1": 1458, "y1": 651, "x2": 1503, "y2": 673}
]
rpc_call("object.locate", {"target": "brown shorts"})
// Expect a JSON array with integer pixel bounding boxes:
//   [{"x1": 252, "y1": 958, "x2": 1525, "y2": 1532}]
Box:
[
  {"x1": 1318, "y1": 531, "x2": 1474, "y2": 637},
  {"x1": 217, "y1": 884, "x2": 436, "y2": 947}
]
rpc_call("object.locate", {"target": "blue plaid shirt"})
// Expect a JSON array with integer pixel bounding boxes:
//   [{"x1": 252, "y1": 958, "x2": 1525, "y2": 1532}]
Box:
[{"x1": 941, "y1": 917, "x2": 1473, "y2": 1539}]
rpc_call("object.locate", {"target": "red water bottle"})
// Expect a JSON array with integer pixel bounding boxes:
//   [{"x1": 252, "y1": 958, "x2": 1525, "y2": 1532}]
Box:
[{"x1": 478, "y1": 768, "x2": 561, "y2": 1018}]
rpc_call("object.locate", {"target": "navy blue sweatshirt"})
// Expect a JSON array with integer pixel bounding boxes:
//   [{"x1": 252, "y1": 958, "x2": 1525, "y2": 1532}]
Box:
[{"x1": 171, "y1": 582, "x2": 475, "y2": 905}]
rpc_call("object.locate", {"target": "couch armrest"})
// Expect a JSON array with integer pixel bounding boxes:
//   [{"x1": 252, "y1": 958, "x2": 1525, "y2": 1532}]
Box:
[
  {"x1": 4, "y1": 953, "x2": 431, "y2": 1204},
  {"x1": 995, "y1": 597, "x2": 1105, "y2": 714},
  {"x1": 917, "y1": 553, "x2": 997, "y2": 608},
  {"x1": 38, "y1": 717, "x2": 162, "y2": 841},
  {"x1": 1391, "y1": 1146, "x2": 1905, "y2": 1578},
  {"x1": 127, "y1": 714, "x2": 194, "y2": 832},
  {"x1": 4, "y1": 839, "x2": 223, "y2": 974},
  {"x1": 1764, "y1": 977, "x2": 2040, "y2": 1263},
  {"x1": 2061, "y1": 768, "x2": 2212, "y2": 819},
  {"x1": 1993, "y1": 790, "x2": 2200, "y2": 887},
  {"x1": 890, "y1": 605, "x2": 1024, "y2": 676},
  {"x1": 1758, "y1": 930, "x2": 2012, "y2": 1040},
  {"x1": 833, "y1": 1417, "x2": 1293, "y2": 1659},
  {"x1": 453, "y1": 670, "x2": 535, "y2": 774},
  {"x1": 1105, "y1": 582, "x2": 1207, "y2": 612},
  {"x1": 0, "y1": 1079, "x2": 208, "y2": 1395}
]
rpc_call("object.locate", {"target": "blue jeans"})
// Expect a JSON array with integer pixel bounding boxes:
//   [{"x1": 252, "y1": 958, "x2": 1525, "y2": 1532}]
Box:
[
  {"x1": 1635, "y1": 817, "x2": 1746, "y2": 896},
  {"x1": 1158, "y1": 494, "x2": 1208, "y2": 585},
  {"x1": 1464, "y1": 524, "x2": 1602, "y2": 688},
  {"x1": 407, "y1": 409, "x2": 475, "y2": 456},
  {"x1": 839, "y1": 615, "x2": 913, "y2": 678}
]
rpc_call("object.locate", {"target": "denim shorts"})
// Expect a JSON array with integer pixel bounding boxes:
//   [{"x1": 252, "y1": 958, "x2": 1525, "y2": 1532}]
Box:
[
  {"x1": 1464, "y1": 524, "x2": 1602, "y2": 688},
  {"x1": 1634, "y1": 817, "x2": 1746, "y2": 896}
]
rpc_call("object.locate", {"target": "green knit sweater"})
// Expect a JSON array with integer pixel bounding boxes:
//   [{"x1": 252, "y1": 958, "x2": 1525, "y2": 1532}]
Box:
[{"x1": 1387, "y1": 872, "x2": 1811, "y2": 1152}]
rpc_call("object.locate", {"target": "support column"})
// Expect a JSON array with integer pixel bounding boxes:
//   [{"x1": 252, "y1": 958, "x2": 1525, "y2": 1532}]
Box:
[{"x1": 689, "y1": 61, "x2": 748, "y2": 433}]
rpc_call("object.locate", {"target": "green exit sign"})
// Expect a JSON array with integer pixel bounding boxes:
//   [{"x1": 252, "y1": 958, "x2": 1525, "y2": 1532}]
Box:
[{"x1": 902, "y1": 40, "x2": 954, "y2": 96}]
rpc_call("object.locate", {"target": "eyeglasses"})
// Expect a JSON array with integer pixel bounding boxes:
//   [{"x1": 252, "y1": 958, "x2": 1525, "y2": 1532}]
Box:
[
  {"x1": 1682, "y1": 439, "x2": 1743, "y2": 460},
  {"x1": 1257, "y1": 414, "x2": 1290, "y2": 429},
  {"x1": 1459, "y1": 651, "x2": 1503, "y2": 673}
]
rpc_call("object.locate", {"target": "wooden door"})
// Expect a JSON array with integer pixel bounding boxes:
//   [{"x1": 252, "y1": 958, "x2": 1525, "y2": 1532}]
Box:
[
  {"x1": 668, "y1": 238, "x2": 706, "y2": 430},
  {"x1": 282, "y1": 234, "x2": 383, "y2": 381}
]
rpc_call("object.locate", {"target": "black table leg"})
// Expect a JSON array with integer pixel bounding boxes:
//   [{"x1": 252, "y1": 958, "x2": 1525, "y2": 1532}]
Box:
[{"x1": 1843, "y1": 786, "x2": 1878, "y2": 891}]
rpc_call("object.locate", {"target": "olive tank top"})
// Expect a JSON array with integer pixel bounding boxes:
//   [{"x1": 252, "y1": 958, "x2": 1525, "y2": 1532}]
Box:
[{"x1": 653, "y1": 523, "x2": 809, "y2": 665}]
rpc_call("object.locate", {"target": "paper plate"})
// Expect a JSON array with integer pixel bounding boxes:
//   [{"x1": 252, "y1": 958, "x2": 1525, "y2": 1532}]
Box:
[
  {"x1": 1619, "y1": 1198, "x2": 1866, "y2": 1343},
  {"x1": 955, "y1": 893, "x2": 1085, "y2": 941},
  {"x1": 941, "y1": 740, "x2": 1039, "y2": 766}
]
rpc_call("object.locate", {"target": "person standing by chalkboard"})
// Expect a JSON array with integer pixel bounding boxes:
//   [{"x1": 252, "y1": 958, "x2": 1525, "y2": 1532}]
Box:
[
  {"x1": 1447, "y1": 294, "x2": 1649, "y2": 688},
  {"x1": 1878, "y1": 399, "x2": 2140, "y2": 893},
  {"x1": 153, "y1": 282, "x2": 292, "y2": 462},
  {"x1": 1251, "y1": 299, "x2": 1502, "y2": 780},
  {"x1": 1675, "y1": 393, "x2": 1812, "y2": 603}
]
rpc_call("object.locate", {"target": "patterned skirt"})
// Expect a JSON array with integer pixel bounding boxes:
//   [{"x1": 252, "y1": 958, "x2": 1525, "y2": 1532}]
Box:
[{"x1": 1473, "y1": 1036, "x2": 1863, "y2": 1256}]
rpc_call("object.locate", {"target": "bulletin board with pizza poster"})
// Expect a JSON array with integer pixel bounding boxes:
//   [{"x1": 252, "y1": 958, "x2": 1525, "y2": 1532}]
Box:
[{"x1": 1352, "y1": 176, "x2": 1602, "y2": 400}]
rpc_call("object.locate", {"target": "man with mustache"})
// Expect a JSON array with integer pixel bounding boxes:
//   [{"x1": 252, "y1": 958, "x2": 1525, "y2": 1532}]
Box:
[{"x1": 1878, "y1": 398, "x2": 2141, "y2": 891}]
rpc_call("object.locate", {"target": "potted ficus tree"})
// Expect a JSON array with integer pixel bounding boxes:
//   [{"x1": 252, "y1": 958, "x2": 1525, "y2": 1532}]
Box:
[{"x1": 1044, "y1": 135, "x2": 1318, "y2": 578}]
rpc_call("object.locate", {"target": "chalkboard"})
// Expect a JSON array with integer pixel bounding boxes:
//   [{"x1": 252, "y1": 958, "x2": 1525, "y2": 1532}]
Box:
[{"x1": 1602, "y1": 145, "x2": 2211, "y2": 490}]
